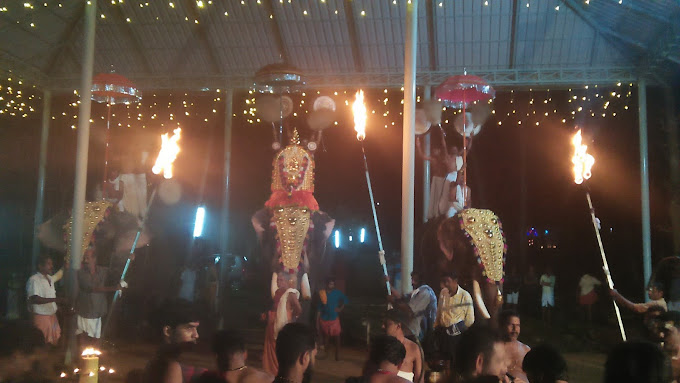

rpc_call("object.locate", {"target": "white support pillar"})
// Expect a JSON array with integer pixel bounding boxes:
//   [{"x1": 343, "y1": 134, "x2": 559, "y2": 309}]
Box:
[
  {"x1": 638, "y1": 79, "x2": 652, "y2": 296},
  {"x1": 65, "y1": 0, "x2": 96, "y2": 365},
  {"x1": 218, "y1": 88, "x2": 234, "y2": 329},
  {"x1": 401, "y1": 0, "x2": 418, "y2": 294},
  {"x1": 422, "y1": 85, "x2": 431, "y2": 224},
  {"x1": 31, "y1": 90, "x2": 51, "y2": 271}
]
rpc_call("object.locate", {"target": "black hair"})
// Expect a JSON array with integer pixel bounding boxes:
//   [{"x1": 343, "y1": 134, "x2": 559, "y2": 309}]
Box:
[
  {"x1": 37, "y1": 254, "x2": 52, "y2": 267},
  {"x1": 0, "y1": 320, "x2": 45, "y2": 358},
  {"x1": 326, "y1": 276, "x2": 336, "y2": 285},
  {"x1": 452, "y1": 326, "x2": 501, "y2": 379},
  {"x1": 275, "y1": 323, "x2": 316, "y2": 376},
  {"x1": 369, "y1": 335, "x2": 406, "y2": 367},
  {"x1": 522, "y1": 344, "x2": 568, "y2": 383},
  {"x1": 658, "y1": 310, "x2": 680, "y2": 328},
  {"x1": 384, "y1": 308, "x2": 415, "y2": 336},
  {"x1": 151, "y1": 298, "x2": 200, "y2": 332},
  {"x1": 498, "y1": 309, "x2": 520, "y2": 326},
  {"x1": 648, "y1": 281, "x2": 664, "y2": 292},
  {"x1": 647, "y1": 305, "x2": 666, "y2": 316},
  {"x1": 213, "y1": 330, "x2": 247, "y2": 372},
  {"x1": 440, "y1": 270, "x2": 458, "y2": 282},
  {"x1": 604, "y1": 341, "x2": 670, "y2": 383}
]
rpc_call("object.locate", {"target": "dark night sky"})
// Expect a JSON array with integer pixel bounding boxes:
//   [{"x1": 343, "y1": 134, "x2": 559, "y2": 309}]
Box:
[{"x1": 0, "y1": 85, "x2": 677, "y2": 301}]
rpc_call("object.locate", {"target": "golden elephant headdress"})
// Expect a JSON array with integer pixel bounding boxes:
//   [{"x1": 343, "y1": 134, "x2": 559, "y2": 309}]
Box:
[{"x1": 458, "y1": 209, "x2": 506, "y2": 283}]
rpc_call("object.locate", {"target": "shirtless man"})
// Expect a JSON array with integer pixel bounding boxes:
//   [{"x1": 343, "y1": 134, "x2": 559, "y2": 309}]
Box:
[
  {"x1": 383, "y1": 309, "x2": 422, "y2": 383},
  {"x1": 363, "y1": 335, "x2": 411, "y2": 383},
  {"x1": 499, "y1": 310, "x2": 530, "y2": 382},
  {"x1": 207, "y1": 330, "x2": 272, "y2": 383}
]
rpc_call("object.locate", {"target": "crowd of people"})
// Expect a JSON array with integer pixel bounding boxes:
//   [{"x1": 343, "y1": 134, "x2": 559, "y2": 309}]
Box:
[{"x1": 7, "y1": 248, "x2": 680, "y2": 383}]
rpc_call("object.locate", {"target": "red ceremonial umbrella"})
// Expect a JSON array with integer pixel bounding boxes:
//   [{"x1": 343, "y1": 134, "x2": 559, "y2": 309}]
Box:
[
  {"x1": 91, "y1": 71, "x2": 141, "y2": 197},
  {"x1": 434, "y1": 74, "x2": 495, "y2": 208}
]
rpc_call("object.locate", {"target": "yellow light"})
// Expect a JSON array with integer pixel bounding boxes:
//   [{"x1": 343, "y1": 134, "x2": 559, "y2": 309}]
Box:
[
  {"x1": 152, "y1": 128, "x2": 182, "y2": 179},
  {"x1": 196, "y1": 0, "x2": 204, "y2": 7},
  {"x1": 571, "y1": 129, "x2": 594, "y2": 184},
  {"x1": 353, "y1": 90, "x2": 367, "y2": 141},
  {"x1": 169, "y1": 2, "x2": 174, "y2": 7}
]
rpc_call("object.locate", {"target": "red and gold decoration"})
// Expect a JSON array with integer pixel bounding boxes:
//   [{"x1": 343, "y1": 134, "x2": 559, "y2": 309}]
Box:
[
  {"x1": 267, "y1": 129, "x2": 317, "y2": 274},
  {"x1": 457, "y1": 209, "x2": 506, "y2": 283}
]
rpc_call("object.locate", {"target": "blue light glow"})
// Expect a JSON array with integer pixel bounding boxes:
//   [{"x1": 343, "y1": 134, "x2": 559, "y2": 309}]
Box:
[
  {"x1": 360, "y1": 228, "x2": 366, "y2": 243},
  {"x1": 193, "y1": 206, "x2": 205, "y2": 238},
  {"x1": 334, "y1": 230, "x2": 340, "y2": 248}
]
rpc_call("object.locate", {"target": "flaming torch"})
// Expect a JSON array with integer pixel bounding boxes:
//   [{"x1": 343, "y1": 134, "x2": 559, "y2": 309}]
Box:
[
  {"x1": 353, "y1": 90, "x2": 390, "y2": 296},
  {"x1": 104, "y1": 128, "x2": 182, "y2": 336},
  {"x1": 571, "y1": 128, "x2": 626, "y2": 341}
]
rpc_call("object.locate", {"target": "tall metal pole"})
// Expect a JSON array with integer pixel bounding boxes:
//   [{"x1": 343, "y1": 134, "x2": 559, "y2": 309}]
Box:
[
  {"x1": 422, "y1": 85, "x2": 431, "y2": 223},
  {"x1": 65, "y1": 0, "x2": 96, "y2": 365},
  {"x1": 31, "y1": 90, "x2": 51, "y2": 271},
  {"x1": 401, "y1": 0, "x2": 418, "y2": 294},
  {"x1": 217, "y1": 88, "x2": 233, "y2": 330},
  {"x1": 638, "y1": 79, "x2": 652, "y2": 297},
  {"x1": 585, "y1": 192, "x2": 626, "y2": 340}
]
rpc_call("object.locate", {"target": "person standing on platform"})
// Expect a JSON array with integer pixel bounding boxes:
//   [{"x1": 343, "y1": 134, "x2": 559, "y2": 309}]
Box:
[
  {"x1": 76, "y1": 250, "x2": 125, "y2": 349},
  {"x1": 578, "y1": 273, "x2": 602, "y2": 322},
  {"x1": 263, "y1": 273, "x2": 302, "y2": 375},
  {"x1": 539, "y1": 267, "x2": 556, "y2": 325},
  {"x1": 26, "y1": 255, "x2": 65, "y2": 345},
  {"x1": 317, "y1": 277, "x2": 348, "y2": 361}
]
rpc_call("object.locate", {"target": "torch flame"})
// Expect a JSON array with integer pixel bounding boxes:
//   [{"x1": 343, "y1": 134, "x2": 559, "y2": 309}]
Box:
[
  {"x1": 353, "y1": 90, "x2": 367, "y2": 141},
  {"x1": 81, "y1": 347, "x2": 102, "y2": 357},
  {"x1": 152, "y1": 128, "x2": 182, "y2": 179},
  {"x1": 571, "y1": 129, "x2": 595, "y2": 184}
]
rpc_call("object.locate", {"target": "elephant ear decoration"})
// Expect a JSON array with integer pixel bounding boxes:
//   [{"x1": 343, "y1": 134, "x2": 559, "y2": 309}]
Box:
[
  {"x1": 457, "y1": 209, "x2": 506, "y2": 283},
  {"x1": 266, "y1": 129, "x2": 318, "y2": 276},
  {"x1": 63, "y1": 200, "x2": 113, "y2": 262}
]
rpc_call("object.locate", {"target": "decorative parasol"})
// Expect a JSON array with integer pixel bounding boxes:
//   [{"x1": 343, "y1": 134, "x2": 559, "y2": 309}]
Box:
[
  {"x1": 254, "y1": 63, "x2": 304, "y2": 146},
  {"x1": 91, "y1": 70, "x2": 142, "y2": 197},
  {"x1": 435, "y1": 74, "x2": 495, "y2": 208}
]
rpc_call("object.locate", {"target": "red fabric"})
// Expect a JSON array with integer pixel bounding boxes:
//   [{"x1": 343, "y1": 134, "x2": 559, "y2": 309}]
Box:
[
  {"x1": 263, "y1": 288, "x2": 293, "y2": 375},
  {"x1": 319, "y1": 318, "x2": 341, "y2": 337},
  {"x1": 579, "y1": 290, "x2": 598, "y2": 306},
  {"x1": 434, "y1": 75, "x2": 495, "y2": 106},
  {"x1": 265, "y1": 191, "x2": 319, "y2": 211},
  {"x1": 92, "y1": 73, "x2": 137, "y2": 89}
]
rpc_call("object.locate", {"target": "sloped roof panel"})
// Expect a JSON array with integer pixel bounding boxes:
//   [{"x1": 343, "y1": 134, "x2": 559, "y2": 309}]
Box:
[
  {"x1": 275, "y1": 0, "x2": 354, "y2": 72},
  {"x1": 436, "y1": 0, "x2": 512, "y2": 71}
]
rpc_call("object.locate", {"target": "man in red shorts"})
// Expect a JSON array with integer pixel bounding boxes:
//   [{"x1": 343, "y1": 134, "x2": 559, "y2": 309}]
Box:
[
  {"x1": 578, "y1": 273, "x2": 602, "y2": 322},
  {"x1": 317, "y1": 277, "x2": 348, "y2": 361}
]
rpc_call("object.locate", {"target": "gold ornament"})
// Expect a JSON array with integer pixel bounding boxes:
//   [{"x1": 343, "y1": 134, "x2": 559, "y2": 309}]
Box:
[
  {"x1": 271, "y1": 129, "x2": 315, "y2": 194},
  {"x1": 273, "y1": 206, "x2": 311, "y2": 270},
  {"x1": 459, "y1": 209, "x2": 505, "y2": 282},
  {"x1": 63, "y1": 201, "x2": 112, "y2": 262}
]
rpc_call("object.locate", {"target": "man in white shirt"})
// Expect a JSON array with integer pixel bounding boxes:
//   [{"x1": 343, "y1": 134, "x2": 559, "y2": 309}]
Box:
[
  {"x1": 578, "y1": 273, "x2": 602, "y2": 322},
  {"x1": 539, "y1": 267, "x2": 556, "y2": 325},
  {"x1": 434, "y1": 271, "x2": 474, "y2": 362},
  {"x1": 26, "y1": 255, "x2": 65, "y2": 345}
]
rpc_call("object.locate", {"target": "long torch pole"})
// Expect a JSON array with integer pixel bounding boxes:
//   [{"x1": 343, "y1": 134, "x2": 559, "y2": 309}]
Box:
[
  {"x1": 361, "y1": 145, "x2": 391, "y2": 296},
  {"x1": 101, "y1": 187, "x2": 157, "y2": 339},
  {"x1": 585, "y1": 191, "x2": 626, "y2": 341}
]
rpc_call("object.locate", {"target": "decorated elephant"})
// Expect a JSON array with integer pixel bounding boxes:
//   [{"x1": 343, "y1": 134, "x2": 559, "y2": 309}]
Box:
[
  {"x1": 251, "y1": 129, "x2": 335, "y2": 300},
  {"x1": 38, "y1": 200, "x2": 150, "y2": 268},
  {"x1": 421, "y1": 208, "x2": 506, "y2": 326}
]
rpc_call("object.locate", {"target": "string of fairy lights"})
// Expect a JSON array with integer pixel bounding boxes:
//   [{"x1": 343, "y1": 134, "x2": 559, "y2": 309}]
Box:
[
  {"x1": 0, "y1": 68, "x2": 636, "y2": 136},
  {"x1": 0, "y1": 0, "x2": 623, "y2": 30}
]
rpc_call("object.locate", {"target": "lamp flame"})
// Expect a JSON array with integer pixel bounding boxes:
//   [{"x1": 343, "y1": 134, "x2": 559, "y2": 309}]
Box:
[
  {"x1": 571, "y1": 129, "x2": 594, "y2": 184},
  {"x1": 81, "y1": 347, "x2": 102, "y2": 357},
  {"x1": 152, "y1": 128, "x2": 181, "y2": 179},
  {"x1": 353, "y1": 90, "x2": 367, "y2": 141}
]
